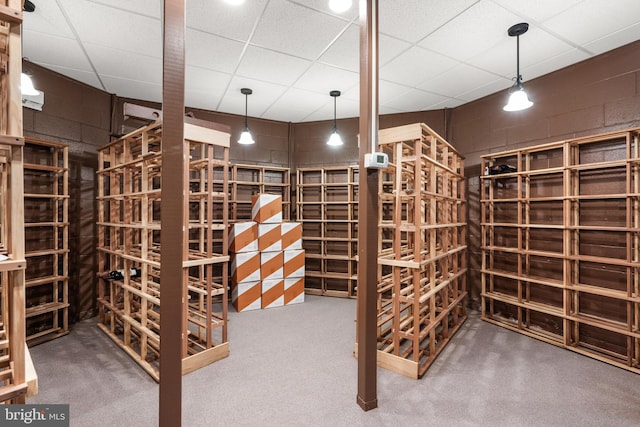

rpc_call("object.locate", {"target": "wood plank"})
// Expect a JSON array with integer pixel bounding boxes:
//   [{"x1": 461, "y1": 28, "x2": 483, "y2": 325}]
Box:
[{"x1": 181, "y1": 342, "x2": 229, "y2": 375}]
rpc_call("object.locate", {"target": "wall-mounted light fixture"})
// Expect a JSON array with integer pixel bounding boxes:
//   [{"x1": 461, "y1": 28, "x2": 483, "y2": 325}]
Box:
[
  {"x1": 503, "y1": 22, "x2": 533, "y2": 112},
  {"x1": 327, "y1": 90, "x2": 343, "y2": 146},
  {"x1": 329, "y1": 0, "x2": 352, "y2": 13},
  {"x1": 238, "y1": 88, "x2": 255, "y2": 145},
  {"x1": 21, "y1": 0, "x2": 39, "y2": 96},
  {"x1": 20, "y1": 73, "x2": 39, "y2": 96}
]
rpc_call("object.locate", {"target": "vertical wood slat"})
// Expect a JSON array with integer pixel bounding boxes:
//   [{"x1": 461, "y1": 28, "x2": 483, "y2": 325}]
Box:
[
  {"x1": 376, "y1": 123, "x2": 467, "y2": 379},
  {"x1": 0, "y1": 0, "x2": 31, "y2": 404},
  {"x1": 481, "y1": 128, "x2": 640, "y2": 374}
]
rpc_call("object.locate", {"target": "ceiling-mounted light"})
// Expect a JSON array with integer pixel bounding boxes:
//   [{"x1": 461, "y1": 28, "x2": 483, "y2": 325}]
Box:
[
  {"x1": 224, "y1": 0, "x2": 245, "y2": 5},
  {"x1": 329, "y1": 0, "x2": 352, "y2": 13},
  {"x1": 327, "y1": 90, "x2": 343, "y2": 147},
  {"x1": 20, "y1": 73, "x2": 39, "y2": 96},
  {"x1": 238, "y1": 88, "x2": 255, "y2": 145},
  {"x1": 503, "y1": 22, "x2": 533, "y2": 112},
  {"x1": 23, "y1": 0, "x2": 36, "y2": 12}
]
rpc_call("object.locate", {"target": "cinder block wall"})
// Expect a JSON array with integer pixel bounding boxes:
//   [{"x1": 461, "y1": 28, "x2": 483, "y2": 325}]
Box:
[
  {"x1": 21, "y1": 39, "x2": 640, "y2": 319},
  {"x1": 451, "y1": 40, "x2": 640, "y2": 309},
  {"x1": 22, "y1": 62, "x2": 111, "y2": 321}
]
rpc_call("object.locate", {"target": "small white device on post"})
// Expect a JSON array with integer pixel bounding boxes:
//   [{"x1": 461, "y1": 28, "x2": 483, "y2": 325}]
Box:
[{"x1": 364, "y1": 152, "x2": 388, "y2": 169}]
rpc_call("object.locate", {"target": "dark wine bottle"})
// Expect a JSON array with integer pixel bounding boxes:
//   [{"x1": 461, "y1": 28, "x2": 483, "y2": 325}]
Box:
[{"x1": 104, "y1": 268, "x2": 141, "y2": 280}]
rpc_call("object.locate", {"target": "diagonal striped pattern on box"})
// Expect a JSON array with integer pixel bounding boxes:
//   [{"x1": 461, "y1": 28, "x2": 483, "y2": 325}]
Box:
[
  {"x1": 284, "y1": 277, "x2": 305, "y2": 305},
  {"x1": 261, "y1": 250, "x2": 283, "y2": 281},
  {"x1": 283, "y1": 249, "x2": 305, "y2": 278},
  {"x1": 281, "y1": 222, "x2": 302, "y2": 251},
  {"x1": 258, "y1": 223, "x2": 281, "y2": 252},
  {"x1": 232, "y1": 281, "x2": 262, "y2": 312},
  {"x1": 231, "y1": 251, "x2": 261, "y2": 284},
  {"x1": 251, "y1": 194, "x2": 282, "y2": 223},
  {"x1": 229, "y1": 221, "x2": 258, "y2": 253},
  {"x1": 262, "y1": 279, "x2": 285, "y2": 309}
]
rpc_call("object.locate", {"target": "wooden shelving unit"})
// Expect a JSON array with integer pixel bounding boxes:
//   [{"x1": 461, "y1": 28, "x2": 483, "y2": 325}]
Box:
[
  {"x1": 481, "y1": 128, "x2": 640, "y2": 373},
  {"x1": 23, "y1": 138, "x2": 69, "y2": 345},
  {"x1": 0, "y1": 1, "x2": 38, "y2": 402},
  {"x1": 375, "y1": 123, "x2": 467, "y2": 378},
  {"x1": 231, "y1": 164, "x2": 290, "y2": 221},
  {"x1": 296, "y1": 165, "x2": 358, "y2": 297},
  {"x1": 97, "y1": 120, "x2": 230, "y2": 381}
]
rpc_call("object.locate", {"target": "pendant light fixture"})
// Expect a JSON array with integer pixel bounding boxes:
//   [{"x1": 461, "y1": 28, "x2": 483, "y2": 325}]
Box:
[
  {"x1": 327, "y1": 90, "x2": 343, "y2": 146},
  {"x1": 503, "y1": 22, "x2": 533, "y2": 112},
  {"x1": 238, "y1": 88, "x2": 255, "y2": 145},
  {"x1": 329, "y1": 0, "x2": 352, "y2": 13}
]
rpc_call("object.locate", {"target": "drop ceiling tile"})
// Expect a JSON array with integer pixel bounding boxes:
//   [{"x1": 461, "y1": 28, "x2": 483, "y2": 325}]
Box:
[
  {"x1": 22, "y1": 1, "x2": 75, "y2": 38},
  {"x1": 100, "y1": 75, "x2": 162, "y2": 103},
  {"x1": 380, "y1": 46, "x2": 459, "y2": 87},
  {"x1": 466, "y1": 26, "x2": 576, "y2": 78},
  {"x1": 236, "y1": 45, "x2": 312, "y2": 86},
  {"x1": 419, "y1": 64, "x2": 504, "y2": 99},
  {"x1": 59, "y1": 0, "x2": 162, "y2": 58},
  {"x1": 289, "y1": 0, "x2": 359, "y2": 20},
  {"x1": 89, "y1": 0, "x2": 162, "y2": 19},
  {"x1": 455, "y1": 77, "x2": 513, "y2": 103},
  {"x1": 35, "y1": 64, "x2": 103, "y2": 90},
  {"x1": 263, "y1": 87, "x2": 329, "y2": 122},
  {"x1": 379, "y1": 105, "x2": 405, "y2": 116},
  {"x1": 185, "y1": 67, "x2": 232, "y2": 111},
  {"x1": 383, "y1": 88, "x2": 451, "y2": 112},
  {"x1": 521, "y1": 48, "x2": 591, "y2": 82},
  {"x1": 419, "y1": 1, "x2": 522, "y2": 62},
  {"x1": 318, "y1": 24, "x2": 412, "y2": 72},
  {"x1": 186, "y1": 29, "x2": 245, "y2": 74},
  {"x1": 490, "y1": 0, "x2": 584, "y2": 22},
  {"x1": 428, "y1": 98, "x2": 466, "y2": 110},
  {"x1": 379, "y1": 0, "x2": 478, "y2": 43},
  {"x1": 341, "y1": 79, "x2": 412, "y2": 103},
  {"x1": 583, "y1": 22, "x2": 640, "y2": 56},
  {"x1": 23, "y1": 31, "x2": 92, "y2": 72},
  {"x1": 85, "y1": 43, "x2": 162, "y2": 85},
  {"x1": 543, "y1": 0, "x2": 640, "y2": 47},
  {"x1": 187, "y1": 0, "x2": 269, "y2": 42},
  {"x1": 303, "y1": 96, "x2": 359, "y2": 121},
  {"x1": 251, "y1": 0, "x2": 349, "y2": 60},
  {"x1": 293, "y1": 63, "x2": 359, "y2": 96},
  {"x1": 218, "y1": 77, "x2": 288, "y2": 117},
  {"x1": 317, "y1": 24, "x2": 358, "y2": 71}
]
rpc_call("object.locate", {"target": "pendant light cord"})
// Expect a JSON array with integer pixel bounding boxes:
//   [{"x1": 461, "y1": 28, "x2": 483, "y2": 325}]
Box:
[
  {"x1": 516, "y1": 34, "x2": 521, "y2": 85},
  {"x1": 333, "y1": 95, "x2": 337, "y2": 131},
  {"x1": 244, "y1": 93, "x2": 249, "y2": 129}
]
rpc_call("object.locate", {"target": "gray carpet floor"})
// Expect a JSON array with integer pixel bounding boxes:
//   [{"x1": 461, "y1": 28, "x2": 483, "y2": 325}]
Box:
[{"x1": 29, "y1": 295, "x2": 640, "y2": 426}]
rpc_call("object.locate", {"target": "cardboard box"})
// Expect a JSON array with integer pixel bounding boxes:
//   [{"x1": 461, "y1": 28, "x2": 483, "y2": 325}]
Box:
[
  {"x1": 231, "y1": 251, "x2": 261, "y2": 284},
  {"x1": 283, "y1": 249, "x2": 305, "y2": 278},
  {"x1": 231, "y1": 281, "x2": 262, "y2": 312},
  {"x1": 229, "y1": 222, "x2": 258, "y2": 253},
  {"x1": 281, "y1": 222, "x2": 302, "y2": 251},
  {"x1": 260, "y1": 250, "x2": 283, "y2": 281},
  {"x1": 258, "y1": 223, "x2": 281, "y2": 252},
  {"x1": 251, "y1": 194, "x2": 282, "y2": 223},
  {"x1": 284, "y1": 277, "x2": 305, "y2": 305},
  {"x1": 262, "y1": 279, "x2": 285, "y2": 309}
]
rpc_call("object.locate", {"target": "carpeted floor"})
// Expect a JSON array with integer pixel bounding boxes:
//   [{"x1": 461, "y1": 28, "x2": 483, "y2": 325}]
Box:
[{"x1": 29, "y1": 295, "x2": 640, "y2": 426}]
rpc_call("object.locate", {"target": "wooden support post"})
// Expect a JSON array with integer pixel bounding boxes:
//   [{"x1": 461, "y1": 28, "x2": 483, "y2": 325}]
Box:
[
  {"x1": 356, "y1": 0, "x2": 379, "y2": 412},
  {"x1": 160, "y1": 0, "x2": 185, "y2": 426}
]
